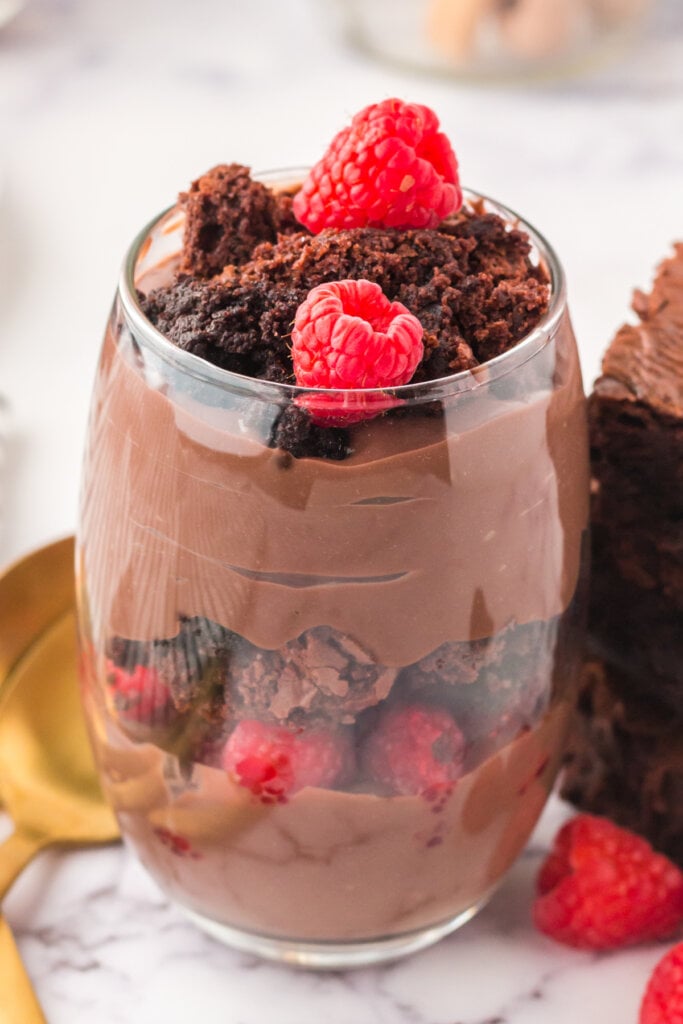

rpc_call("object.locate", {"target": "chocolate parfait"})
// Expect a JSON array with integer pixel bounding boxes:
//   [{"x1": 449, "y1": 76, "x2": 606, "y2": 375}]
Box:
[{"x1": 77, "y1": 100, "x2": 589, "y2": 966}]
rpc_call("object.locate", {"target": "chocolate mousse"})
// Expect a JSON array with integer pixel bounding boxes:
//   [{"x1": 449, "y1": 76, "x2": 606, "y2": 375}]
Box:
[
  {"x1": 562, "y1": 244, "x2": 683, "y2": 864},
  {"x1": 78, "y1": 100, "x2": 589, "y2": 959}
]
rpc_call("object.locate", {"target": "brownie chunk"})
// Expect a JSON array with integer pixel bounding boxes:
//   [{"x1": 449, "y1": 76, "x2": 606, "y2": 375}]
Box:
[
  {"x1": 585, "y1": 245, "x2": 683, "y2": 710},
  {"x1": 179, "y1": 164, "x2": 301, "y2": 277},
  {"x1": 563, "y1": 245, "x2": 683, "y2": 858},
  {"x1": 141, "y1": 167, "x2": 549, "y2": 458},
  {"x1": 563, "y1": 661, "x2": 683, "y2": 867},
  {"x1": 146, "y1": 202, "x2": 548, "y2": 381},
  {"x1": 111, "y1": 620, "x2": 397, "y2": 728},
  {"x1": 402, "y1": 618, "x2": 560, "y2": 752},
  {"x1": 227, "y1": 627, "x2": 397, "y2": 726}
]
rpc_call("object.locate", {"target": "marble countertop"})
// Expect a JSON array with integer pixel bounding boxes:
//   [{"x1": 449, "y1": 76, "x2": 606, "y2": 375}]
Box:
[{"x1": 1, "y1": 1, "x2": 682, "y2": 1020}]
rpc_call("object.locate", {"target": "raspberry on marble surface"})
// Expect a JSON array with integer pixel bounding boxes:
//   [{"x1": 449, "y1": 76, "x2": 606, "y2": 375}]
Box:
[
  {"x1": 639, "y1": 941, "x2": 683, "y2": 1024},
  {"x1": 534, "y1": 814, "x2": 683, "y2": 950}
]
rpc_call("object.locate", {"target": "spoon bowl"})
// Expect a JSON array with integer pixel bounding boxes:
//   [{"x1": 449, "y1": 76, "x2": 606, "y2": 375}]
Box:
[
  {"x1": 0, "y1": 535, "x2": 75, "y2": 697},
  {"x1": 0, "y1": 538, "x2": 119, "y2": 1024}
]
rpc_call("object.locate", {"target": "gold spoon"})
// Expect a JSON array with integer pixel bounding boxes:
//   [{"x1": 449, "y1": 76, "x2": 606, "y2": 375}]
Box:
[
  {"x1": 0, "y1": 535, "x2": 75, "y2": 700},
  {"x1": 0, "y1": 540, "x2": 119, "y2": 1022}
]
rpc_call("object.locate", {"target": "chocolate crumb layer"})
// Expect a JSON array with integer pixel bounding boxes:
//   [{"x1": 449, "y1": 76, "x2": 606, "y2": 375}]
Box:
[
  {"x1": 227, "y1": 627, "x2": 398, "y2": 726},
  {"x1": 110, "y1": 614, "x2": 561, "y2": 738},
  {"x1": 110, "y1": 617, "x2": 238, "y2": 725},
  {"x1": 148, "y1": 218, "x2": 547, "y2": 384},
  {"x1": 140, "y1": 169, "x2": 549, "y2": 458}
]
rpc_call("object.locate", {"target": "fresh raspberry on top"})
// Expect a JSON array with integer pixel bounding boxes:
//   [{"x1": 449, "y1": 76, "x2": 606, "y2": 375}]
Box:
[
  {"x1": 534, "y1": 814, "x2": 683, "y2": 950},
  {"x1": 361, "y1": 704, "x2": 466, "y2": 797},
  {"x1": 106, "y1": 661, "x2": 172, "y2": 726},
  {"x1": 222, "y1": 719, "x2": 354, "y2": 804},
  {"x1": 640, "y1": 942, "x2": 683, "y2": 1024},
  {"x1": 292, "y1": 278, "x2": 423, "y2": 395},
  {"x1": 293, "y1": 98, "x2": 461, "y2": 232}
]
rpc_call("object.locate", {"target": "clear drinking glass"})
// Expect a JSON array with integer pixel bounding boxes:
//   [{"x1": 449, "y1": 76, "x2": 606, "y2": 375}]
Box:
[{"x1": 76, "y1": 174, "x2": 589, "y2": 968}]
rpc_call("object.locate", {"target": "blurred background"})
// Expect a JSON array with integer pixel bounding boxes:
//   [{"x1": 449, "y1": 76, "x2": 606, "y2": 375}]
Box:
[{"x1": 0, "y1": 0, "x2": 682, "y2": 563}]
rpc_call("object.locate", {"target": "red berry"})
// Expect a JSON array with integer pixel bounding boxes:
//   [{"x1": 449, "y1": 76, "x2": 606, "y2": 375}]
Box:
[
  {"x1": 361, "y1": 704, "x2": 466, "y2": 797},
  {"x1": 293, "y1": 98, "x2": 461, "y2": 232},
  {"x1": 640, "y1": 942, "x2": 683, "y2": 1024},
  {"x1": 222, "y1": 720, "x2": 353, "y2": 804},
  {"x1": 107, "y1": 661, "x2": 171, "y2": 726},
  {"x1": 154, "y1": 827, "x2": 201, "y2": 860},
  {"x1": 534, "y1": 814, "x2": 683, "y2": 951},
  {"x1": 291, "y1": 279, "x2": 423, "y2": 423}
]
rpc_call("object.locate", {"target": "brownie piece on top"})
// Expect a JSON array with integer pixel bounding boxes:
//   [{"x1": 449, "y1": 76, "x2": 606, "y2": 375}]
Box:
[
  {"x1": 143, "y1": 168, "x2": 549, "y2": 397},
  {"x1": 563, "y1": 244, "x2": 683, "y2": 863},
  {"x1": 179, "y1": 163, "x2": 301, "y2": 277}
]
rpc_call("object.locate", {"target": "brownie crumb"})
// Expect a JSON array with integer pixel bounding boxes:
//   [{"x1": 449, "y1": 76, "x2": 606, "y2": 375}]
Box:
[
  {"x1": 180, "y1": 164, "x2": 302, "y2": 277},
  {"x1": 141, "y1": 168, "x2": 550, "y2": 459},
  {"x1": 270, "y1": 405, "x2": 351, "y2": 461},
  {"x1": 146, "y1": 220, "x2": 548, "y2": 385}
]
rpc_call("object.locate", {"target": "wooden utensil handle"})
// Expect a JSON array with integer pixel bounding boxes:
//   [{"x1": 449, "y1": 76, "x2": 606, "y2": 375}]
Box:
[{"x1": 0, "y1": 916, "x2": 47, "y2": 1023}]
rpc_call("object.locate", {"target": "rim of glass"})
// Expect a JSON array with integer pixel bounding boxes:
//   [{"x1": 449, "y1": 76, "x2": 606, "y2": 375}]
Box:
[{"x1": 118, "y1": 169, "x2": 567, "y2": 403}]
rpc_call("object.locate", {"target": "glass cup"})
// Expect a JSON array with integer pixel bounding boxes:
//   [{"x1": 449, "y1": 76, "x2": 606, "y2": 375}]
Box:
[{"x1": 76, "y1": 174, "x2": 589, "y2": 968}]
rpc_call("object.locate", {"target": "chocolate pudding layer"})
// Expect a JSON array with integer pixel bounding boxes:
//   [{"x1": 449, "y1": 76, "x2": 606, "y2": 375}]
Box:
[
  {"x1": 77, "y1": 170, "x2": 588, "y2": 951},
  {"x1": 84, "y1": 693, "x2": 570, "y2": 942},
  {"x1": 80, "y1": 307, "x2": 586, "y2": 662}
]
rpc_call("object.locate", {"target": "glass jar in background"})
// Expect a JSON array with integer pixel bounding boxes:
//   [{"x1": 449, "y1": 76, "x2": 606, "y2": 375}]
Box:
[
  {"x1": 334, "y1": 0, "x2": 652, "y2": 80},
  {"x1": 0, "y1": 0, "x2": 25, "y2": 31},
  {"x1": 76, "y1": 174, "x2": 589, "y2": 968}
]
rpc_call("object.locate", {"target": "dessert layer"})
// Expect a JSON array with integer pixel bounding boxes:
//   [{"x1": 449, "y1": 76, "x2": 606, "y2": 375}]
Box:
[
  {"x1": 91, "y1": 701, "x2": 569, "y2": 941},
  {"x1": 143, "y1": 197, "x2": 549, "y2": 388},
  {"x1": 79, "y1": 309, "x2": 587, "y2": 659},
  {"x1": 107, "y1": 612, "x2": 569, "y2": 761}
]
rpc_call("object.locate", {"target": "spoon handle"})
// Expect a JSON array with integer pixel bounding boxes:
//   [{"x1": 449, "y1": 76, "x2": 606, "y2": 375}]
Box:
[
  {"x1": 0, "y1": 831, "x2": 49, "y2": 902},
  {"x1": 0, "y1": 916, "x2": 47, "y2": 1023}
]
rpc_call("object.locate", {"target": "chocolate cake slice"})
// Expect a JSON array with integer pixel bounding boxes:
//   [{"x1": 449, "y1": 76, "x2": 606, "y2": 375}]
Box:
[{"x1": 562, "y1": 244, "x2": 683, "y2": 863}]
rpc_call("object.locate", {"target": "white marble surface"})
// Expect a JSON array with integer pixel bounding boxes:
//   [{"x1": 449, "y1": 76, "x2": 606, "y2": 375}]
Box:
[{"x1": 1, "y1": 1, "x2": 682, "y2": 1020}]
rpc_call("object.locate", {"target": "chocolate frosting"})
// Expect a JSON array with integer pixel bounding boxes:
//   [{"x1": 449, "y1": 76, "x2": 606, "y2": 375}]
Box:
[{"x1": 595, "y1": 242, "x2": 683, "y2": 423}]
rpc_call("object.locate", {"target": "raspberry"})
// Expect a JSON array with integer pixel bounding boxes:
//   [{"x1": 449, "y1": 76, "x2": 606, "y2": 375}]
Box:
[
  {"x1": 533, "y1": 814, "x2": 683, "y2": 950},
  {"x1": 154, "y1": 827, "x2": 201, "y2": 860},
  {"x1": 640, "y1": 942, "x2": 683, "y2": 1024},
  {"x1": 361, "y1": 704, "x2": 466, "y2": 797},
  {"x1": 293, "y1": 98, "x2": 461, "y2": 232},
  {"x1": 222, "y1": 720, "x2": 354, "y2": 804},
  {"x1": 106, "y1": 661, "x2": 171, "y2": 726},
  {"x1": 291, "y1": 279, "x2": 423, "y2": 423}
]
